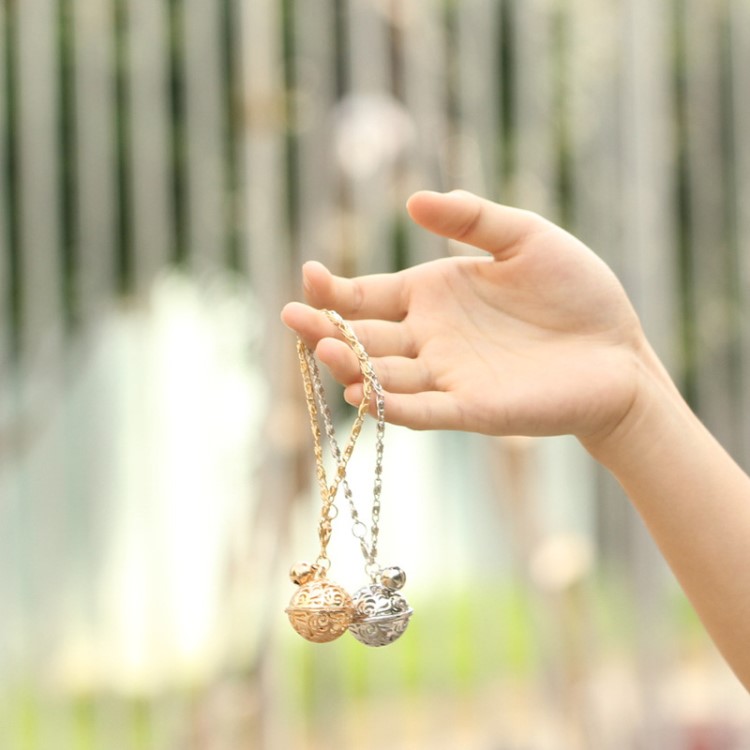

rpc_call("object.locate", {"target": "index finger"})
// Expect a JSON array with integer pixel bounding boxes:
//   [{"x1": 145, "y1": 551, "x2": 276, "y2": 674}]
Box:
[{"x1": 302, "y1": 261, "x2": 409, "y2": 321}]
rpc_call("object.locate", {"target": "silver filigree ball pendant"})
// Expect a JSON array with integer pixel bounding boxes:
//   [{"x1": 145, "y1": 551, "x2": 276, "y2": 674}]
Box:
[
  {"x1": 349, "y1": 567, "x2": 413, "y2": 647},
  {"x1": 285, "y1": 563, "x2": 354, "y2": 644}
]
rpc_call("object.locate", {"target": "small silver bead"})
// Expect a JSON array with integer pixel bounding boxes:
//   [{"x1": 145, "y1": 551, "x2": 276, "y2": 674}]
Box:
[
  {"x1": 289, "y1": 561, "x2": 318, "y2": 586},
  {"x1": 380, "y1": 566, "x2": 406, "y2": 590}
]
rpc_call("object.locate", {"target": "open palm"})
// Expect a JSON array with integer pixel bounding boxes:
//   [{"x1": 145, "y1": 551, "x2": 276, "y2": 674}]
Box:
[{"x1": 282, "y1": 190, "x2": 649, "y2": 442}]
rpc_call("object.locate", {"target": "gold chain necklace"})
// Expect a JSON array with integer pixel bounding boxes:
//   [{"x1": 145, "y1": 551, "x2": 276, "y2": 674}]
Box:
[{"x1": 285, "y1": 310, "x2": 413, "y2": 646}]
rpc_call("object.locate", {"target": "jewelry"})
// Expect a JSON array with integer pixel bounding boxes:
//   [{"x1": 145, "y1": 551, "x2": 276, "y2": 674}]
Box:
[
  {"x1": 284, "y1": 323, "x2": 372, "y2": 643},
  {"x1": 286, "y1": 310, "x2": 413, "y2": 646}
]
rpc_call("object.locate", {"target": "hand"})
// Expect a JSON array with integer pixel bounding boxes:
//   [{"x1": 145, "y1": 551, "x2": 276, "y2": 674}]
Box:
[
  {"x1": 281, "y1": 190, "x2": 653, "y2": 444},
  {"x1": 285, "y1": 189, "x2": 750, "y2": 691}
]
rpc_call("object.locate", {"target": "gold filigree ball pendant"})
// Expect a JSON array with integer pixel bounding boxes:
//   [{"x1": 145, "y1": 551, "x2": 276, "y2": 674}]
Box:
[
  {"x1": 285, "y1": 563, "x2": 354, "y2": 644},
  {"x1": 349, "y1": 567, "x2": 413, "y2": 647}
]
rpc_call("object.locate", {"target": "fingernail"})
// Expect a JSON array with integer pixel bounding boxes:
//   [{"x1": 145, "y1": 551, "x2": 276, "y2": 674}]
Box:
[{"x1": 444, "y1": 189, "x2": 469, "y2": 200}]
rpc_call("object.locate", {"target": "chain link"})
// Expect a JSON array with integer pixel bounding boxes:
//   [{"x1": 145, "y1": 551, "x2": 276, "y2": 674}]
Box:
[
  {"x1": 296, "y1": 335, "x2": 373, "y2": 571},
  {"x1": 295, "y1": 310, "x2": 386, "y2": 580}
]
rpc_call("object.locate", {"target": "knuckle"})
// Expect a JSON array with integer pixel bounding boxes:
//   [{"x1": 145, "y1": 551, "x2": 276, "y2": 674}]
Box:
[
  {"x1": 453, "y1": 198, "x2": 483, "y2": 242},
  {"x1": 350, "y1": 279, "x2": 365, "y2": 315}
]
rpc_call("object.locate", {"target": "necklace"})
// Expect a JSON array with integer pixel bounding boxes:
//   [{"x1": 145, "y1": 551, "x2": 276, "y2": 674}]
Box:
[{"x1": 285, "y1": 310, "x2": 413, "y2": 646}]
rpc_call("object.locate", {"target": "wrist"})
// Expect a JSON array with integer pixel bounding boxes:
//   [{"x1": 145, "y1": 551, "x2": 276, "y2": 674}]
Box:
[{"x1": 580, "y1": 340, "x2": 694, "y2": 474}]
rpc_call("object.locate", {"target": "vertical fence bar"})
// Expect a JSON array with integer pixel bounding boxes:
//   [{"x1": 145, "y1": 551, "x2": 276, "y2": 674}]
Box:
[
  {"x1": 508, "y1": 0, "x2": 573, "y2": 732},
  {"x1": 129, "y1": 0, "x2": 172, "y2": 294},
  {"x1": 16, "y1": 0, "x2": 69, "y2": 745},
  {"x1": 401, "y1": 0, "x2": 448, "y2": 264},
  {"x1": 0, "y1": 8, "x2": 25, "y2": 740},
  {"x1": 683, "y1": 0, "x2": 736, "y2": 450},
  {"x1": 184, "y1": 0, "x2": 224, "y2": 274},
  {"x1": 286, "y1": 8, "x2": 350, "y2": 741},
  {"x1": 568, "y1": 0, "x2": 621, "y2": 258},
  {"x1": 567, "y1": 3, "x2": 628, "y2": 744},
  {"x1": 219, "y1": 0, "x2": 243, "y2": 273},
  {"x1": 293, "y1": 0, "x2": 338, "y2": 268},
  {"x1": 74, "y1": 0, "x2": 116, "y2": 324},
  {"x1": 126, "y1": 4, "x2": 179, "y2": 739},
  {"x1": 0, "y1": 1, "x2": 11, "y2": 746},
  {"x1": 18, "y1": 0, "x2": 64, "y2": 357},
  {"x1": 241, "y1": 0, "x2": 297, "y2": 748},
  {"x1": 566, "y1": 0, "x2": 637, "y2": 656},
  {"x1": 297, "y1": 5, "x2": 384, "y2": 731},
  {"x1": 452, "y1": 0, "x2": 500, "y2": 199},
  {"x1": 143, "y1": 20, "x2": 235, "y2": 747},
  {"x1": 620, "y1": 1, "x2": 680, "y2": 745},
  {"x1": 678, "y1": 0, "x2": 750, "y2": 693},
  {"x1": 343, "y1": 0, "x2": 393, "y2": 275},
  {"x1": 402, "y1": 6, "x2": 454, "y2": 740},
  {"x1": 0, "y1": 0, "x2": 6, "y2": 342},
  {"x1": 513, "y1": 0, "x2": 556, "y2": 218},
  {"x1": 619, "y1": 0, "x2": 678, "y2": 348},
  {"x1": 113, "y1": 0, "x2": 173, "y2": 744},
  {"x1": 730, "y1": 0, "x2": 750, "y2": 469},
  {"x1": 71, "y1": 4, "x2": 119, "y2": 736}
]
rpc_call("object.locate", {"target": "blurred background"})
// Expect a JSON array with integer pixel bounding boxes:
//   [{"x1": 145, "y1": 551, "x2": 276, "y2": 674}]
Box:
[{"x1": 1, "y1": 0, "x2": 750, "y2": 748}]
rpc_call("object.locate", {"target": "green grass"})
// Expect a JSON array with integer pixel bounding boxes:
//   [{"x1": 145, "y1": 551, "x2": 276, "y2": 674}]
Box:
[{"x1": 0, "y1": 578, "x2": 712, "y2": 748}]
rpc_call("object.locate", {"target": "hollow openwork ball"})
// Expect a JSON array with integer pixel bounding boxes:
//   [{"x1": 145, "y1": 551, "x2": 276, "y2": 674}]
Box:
[
  {"x1": 348, "y1": 583, "x2": 413, "y2": 646},
  {"x1": 286, "y1": 575, "x2": 354, "y2": 644}
]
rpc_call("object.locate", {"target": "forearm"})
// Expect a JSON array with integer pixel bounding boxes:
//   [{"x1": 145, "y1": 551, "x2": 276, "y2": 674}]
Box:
[{"x1": 584, "y1": 344, "x2": 750, "y2": 690}]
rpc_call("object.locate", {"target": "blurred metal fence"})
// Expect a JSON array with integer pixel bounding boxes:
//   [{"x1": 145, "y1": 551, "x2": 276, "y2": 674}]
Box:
[{"x1": 1, "y1": 0, "x2": 750, "y2": 749}]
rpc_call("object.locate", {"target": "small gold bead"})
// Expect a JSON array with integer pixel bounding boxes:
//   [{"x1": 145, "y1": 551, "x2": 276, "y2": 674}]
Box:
[{"x1": 289, "y1": 561, "x2": 318, "y2": 586}]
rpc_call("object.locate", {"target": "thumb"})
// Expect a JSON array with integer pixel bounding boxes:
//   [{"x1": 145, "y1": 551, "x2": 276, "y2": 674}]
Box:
[{"x1": 406, "y1": 189, "x2": 544, "y2": 260}]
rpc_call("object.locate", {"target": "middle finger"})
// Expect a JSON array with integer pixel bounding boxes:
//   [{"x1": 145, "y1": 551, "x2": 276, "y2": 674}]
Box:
[
  {"x1": 316, "y1": 338, "x2": 433, "y2": 394},
  {"x1": 283, "y1": 302, "x2": 417, "y2": 357}
]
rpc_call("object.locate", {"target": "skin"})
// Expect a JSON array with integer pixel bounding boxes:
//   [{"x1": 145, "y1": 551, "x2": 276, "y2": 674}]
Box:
[{"x1": 281, "y1": 189, "x2": 750, "y2": 690}]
